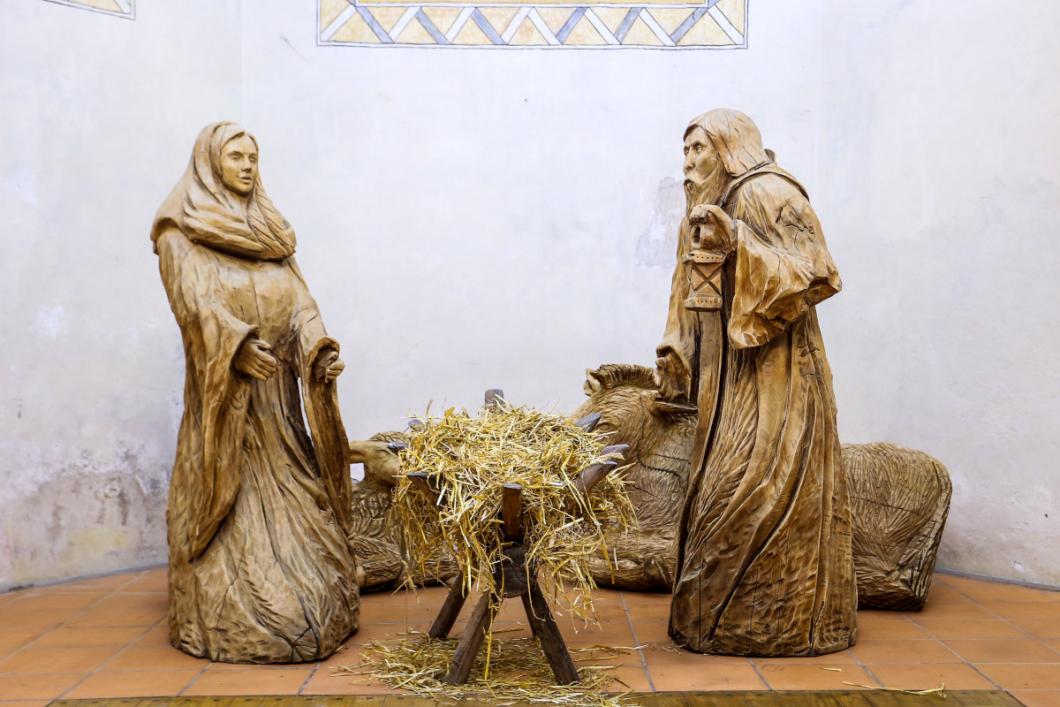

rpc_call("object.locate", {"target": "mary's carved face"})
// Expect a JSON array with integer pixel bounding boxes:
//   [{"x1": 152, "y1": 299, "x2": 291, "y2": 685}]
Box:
[{"x1": 219, "y1": 134, "x2": 258, "y2": 196}]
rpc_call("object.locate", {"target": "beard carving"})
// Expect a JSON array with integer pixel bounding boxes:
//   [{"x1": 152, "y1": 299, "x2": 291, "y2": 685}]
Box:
[{"x1": 684, "y1": 159, "x2": 729, "y2": 216}]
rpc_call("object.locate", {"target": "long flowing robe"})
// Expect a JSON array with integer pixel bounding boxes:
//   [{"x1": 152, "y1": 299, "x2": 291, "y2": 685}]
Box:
[
  {"x1": 153, "y1": 123, "x2": 358, "y2": 663},
  {"x1": 660, "y1": 166, "x2": 857, "y2": 656}
]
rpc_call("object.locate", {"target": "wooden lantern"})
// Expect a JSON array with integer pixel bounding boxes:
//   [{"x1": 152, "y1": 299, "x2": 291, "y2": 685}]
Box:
[{"x1": 683, "y1": 247, "x2": 725, "y2": 312}]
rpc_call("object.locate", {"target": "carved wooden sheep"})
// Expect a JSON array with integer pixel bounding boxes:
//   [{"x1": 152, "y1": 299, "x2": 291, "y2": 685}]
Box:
[
  {"x1": 347, "y1": 432, "x2": 458, "y2": 592},
  {"x1": 571, "y1": 364, "x2": 696, "y2": 592}
]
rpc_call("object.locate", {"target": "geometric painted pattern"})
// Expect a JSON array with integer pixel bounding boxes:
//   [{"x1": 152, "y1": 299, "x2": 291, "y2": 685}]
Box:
[
  {"x1": 42, "y1": 0, "x2": 134, "y2": 20},
  {"x1": 318, "y1": 0, "x2": 746, "y2": 48}
]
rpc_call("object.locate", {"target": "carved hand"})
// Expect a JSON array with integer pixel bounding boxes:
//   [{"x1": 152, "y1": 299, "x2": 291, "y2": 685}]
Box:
[
  {"x1": 689, "y1": 204, "x2": 736, "y2": 254},
  {"x1": 314, "y1": 348, "x2": 345, "y2": 384},
  {"x1": 654, "y1": 351, "x2": 689, "y2": 402},
  {"x1": 234, "y1": 337, "x2": 278, "y2": 380}
]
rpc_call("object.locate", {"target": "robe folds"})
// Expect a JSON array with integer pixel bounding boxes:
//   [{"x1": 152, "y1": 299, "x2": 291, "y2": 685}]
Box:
[
  {"x1": 660, "y1": 167, "x2": 857, "y2": 656},
  {"x1": 157, "y1": 226, "x2": 359, "y2": 663}
]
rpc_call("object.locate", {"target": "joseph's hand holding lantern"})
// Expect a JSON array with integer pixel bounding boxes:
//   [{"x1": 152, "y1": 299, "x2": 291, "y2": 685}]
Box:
[{"x1": 683, "y1": 204, "x2": 735, "y2": 312}]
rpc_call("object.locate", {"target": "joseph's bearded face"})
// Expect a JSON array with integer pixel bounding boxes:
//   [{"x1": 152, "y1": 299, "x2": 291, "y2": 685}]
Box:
[{"x1": 683, "y1": 126, "x2": 726, "y2": 208}]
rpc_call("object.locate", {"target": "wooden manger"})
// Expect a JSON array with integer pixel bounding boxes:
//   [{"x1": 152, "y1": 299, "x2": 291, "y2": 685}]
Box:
[{"x1": 406, "y1": 389, "x2": 628, "y2": 686}]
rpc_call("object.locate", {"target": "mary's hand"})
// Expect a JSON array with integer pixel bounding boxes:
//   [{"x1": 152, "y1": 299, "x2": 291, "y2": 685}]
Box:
[
  {"x1": 314, "y1": 348, "x2": 345, "y2": 384},
  {"x1": 234, "y1": 337, "x2": 278, "y2": 380}
]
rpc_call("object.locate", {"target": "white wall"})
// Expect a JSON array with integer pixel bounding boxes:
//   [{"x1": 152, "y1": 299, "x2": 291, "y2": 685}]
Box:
[
  {"x1": 240, "y1": 0, "x2": 826, "y2": 436},
  {"x1": 0, "y1": 0, "x2": 243, "y2": 589},
  {"x1": 815, "y1": 1, "x2": 1060, "y2": 584},
  {"x1": 2, "y1": 0, "x2": 1057, "y2": 590}
]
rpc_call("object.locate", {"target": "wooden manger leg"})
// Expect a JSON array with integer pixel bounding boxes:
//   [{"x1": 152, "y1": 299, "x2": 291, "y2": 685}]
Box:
[
  {"x1": 443, "y1": 590, "x2": 498, "y2": 685},
  {"x1": 520, "y1": 592, "x2": 539, "y2": 637},
  {"x1": 428, "y1": 571, "x2": 467, "y2": 640},
  {"x1": 524, "y1": 577, "x2": 580, "y2": 685}
]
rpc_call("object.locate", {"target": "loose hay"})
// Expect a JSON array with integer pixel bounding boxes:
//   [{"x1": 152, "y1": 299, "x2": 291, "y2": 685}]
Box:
[
  {"x1": 333, "y1": 630, "x2": 636, "y2": 706},
  {"x1": 393, "y1": 402, "x2": 636, "y2": 625}
]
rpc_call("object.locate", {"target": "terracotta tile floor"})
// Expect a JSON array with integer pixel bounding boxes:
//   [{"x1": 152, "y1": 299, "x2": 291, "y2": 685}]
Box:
[{"x1": 0, "y1": 569, "x2": 1057, "y2": 705}]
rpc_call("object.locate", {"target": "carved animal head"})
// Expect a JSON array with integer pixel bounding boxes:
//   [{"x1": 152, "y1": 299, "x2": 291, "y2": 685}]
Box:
[
  {"x1": 573, "y1": 364, "x2": 694, "y2": 458},
  {"x1": 573, "y1": 364, "x2": 698, "y2": 532},
  {"x1": 348, "y1": 431, "x2": 408, "y2": 489}
]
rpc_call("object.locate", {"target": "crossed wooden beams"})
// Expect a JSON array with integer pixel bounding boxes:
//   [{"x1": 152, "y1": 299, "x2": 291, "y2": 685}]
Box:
[{"x1": 406, "y1": 389, "x2": 627, "y2": 685}]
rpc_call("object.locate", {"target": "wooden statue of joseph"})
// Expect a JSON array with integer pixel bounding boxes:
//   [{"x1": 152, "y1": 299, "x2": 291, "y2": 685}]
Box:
[{"x1": 656, "y1": 108, "x2": 857, "y2": 656}]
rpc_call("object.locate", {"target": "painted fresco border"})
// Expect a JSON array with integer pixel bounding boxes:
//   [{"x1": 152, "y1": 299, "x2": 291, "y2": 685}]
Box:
[
  {"x1": 42, "y1": 0, "x2": 135, "y2": 20},
  {"x1": 317, "y1": 0, "x2": 748, "y2": 49}
]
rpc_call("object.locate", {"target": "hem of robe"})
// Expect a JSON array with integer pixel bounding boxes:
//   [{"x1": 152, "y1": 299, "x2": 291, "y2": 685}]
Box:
[{"x1": 668, "y1": 625, "x2": 856, "y2": 657}]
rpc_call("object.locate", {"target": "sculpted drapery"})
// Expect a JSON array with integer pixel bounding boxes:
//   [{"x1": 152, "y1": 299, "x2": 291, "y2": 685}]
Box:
[
  {"x1": 658, "y1": 109, "x2": 857, "y2": 656},
  {"x1": 152, "y1": 122, "x2": 359, "y2": 663}
]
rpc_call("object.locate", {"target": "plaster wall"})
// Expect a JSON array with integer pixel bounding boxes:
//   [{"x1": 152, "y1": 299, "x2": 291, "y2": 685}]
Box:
[
  {"x1": 814, "y1": 2, "x2": 1060, "y2": 584},
  {"x1": 0, "y1": 0, "x2": 243, "y2": 588},
  {"x1": 1, "y1": 0, "x2": 1057, "y2": 590}
]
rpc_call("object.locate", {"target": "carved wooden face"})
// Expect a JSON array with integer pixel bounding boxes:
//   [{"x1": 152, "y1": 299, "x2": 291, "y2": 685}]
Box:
[
  {"x1": 683, "y1": 126, "x2": 720, "y2": 190},
  {"x1": 219, "y1": 134, "x2": 258, "y2": 196}
]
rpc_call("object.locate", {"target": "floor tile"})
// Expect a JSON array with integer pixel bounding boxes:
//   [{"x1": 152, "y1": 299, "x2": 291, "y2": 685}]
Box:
[
  {"x1": 301, "y1": 667, "x2": 402, "y2": 695},
  {"x1": 866, "y1": 662, "x2": 996, "y2": 690},
  {"x1": 924, "y1": 583, "x2": 983, "y2": 604},
  {"x1": 1008, "y1": 690, "x2": 1060, "y2": 707},
  {"x1": 942, "y1": 577, "x2": 1060, "y2": 604},
  {"x1": 629, "y1": 615, "x2": 673, "y2": 644},
  {"x1": 118, "y1": 569, "x2": 168, "y2": 593},
  {"x1": 64, "y1": 669, "x2": 202, "y2": 698},
  {"x1": 344, "y1": 623, "x2": 422, "y2": 645},
  {"x1": 753, "y1": 650, "x2": 857, "y2": 666},
  {"x1": 566, "y1": 643, "x2": 644, "y2": 667},
  {"x1": 975, "y1": 663, "x2": 1060, "y2": 690},
  {"x1": 754, "y1": 662, "x2": 878, "y2": 690},
  {"x1": 104, "y1": 643, "x2": 210, "y2": 671},
  {"x1": 560, "y1": 623, "x2": 635, "y2": 648},
  {"x1": 0, "y1": 590, "x2": 27, "y2": 606},
  {"x1": 0, "y1": 630, "x2": 44, "y2": 656},
  {"x1": 915, "y1": 601, "x2": 997, "y2": 620},
  {"x1": 32, "y1": 626, "x2": 147, "y2": 649},
  {"x1": 182, "y1": 667, "x2": 313, "y2": 696},
  {"x1": 0, "y1": 673, "x2": 83, "y2": 700},
  {"x1": 0, "y1": 608, "x2": 81, "y2": 631},
  {"x1": 0, "y1": 645, "x2": 121, "y2": 673},
  {"x1": 42, "y1": 574, "x2": 133, "y2": 592},
  {"x1": 3, "y1": 569, "x2": 1060, "y2": 699},
  {"x1": 64, "y1": 594, "x2": 166, "y2": 628},
  {"x1": 603, "y1": 663, "x2": 653, "y2": 692},
  {"x1": 1016, "y1": 620, "x2": 1060, "y2": 639},
  {"x1": 644, "y1": 648, "x2": 763, "y2": 691},
  {"x1": 850, "y1": 638, "x2": 960, "y2": 664},
  {"x1": 0, "y1": 701, "x2": 52, "y2": 707},
  {"x1": 988, "y1": 603, "x2": 1060, "y2": 622},
  {"x1": 946, "y1": 638, "x2": 1060, "y2": 663},
  {"x1": 5, "y1": 593, "x2": 107, "y2": 611},
  {"x1": 855, "y1": 612, "x2": 932, "y2": 640},
  {"x1": 913, "y1": 617, "x2": 1027, "y2": 639}
]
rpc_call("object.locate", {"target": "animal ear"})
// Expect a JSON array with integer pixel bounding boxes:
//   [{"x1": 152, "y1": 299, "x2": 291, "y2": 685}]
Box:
[{"x1": 584, "y1": 369, "x2": 603, "y2": 396}]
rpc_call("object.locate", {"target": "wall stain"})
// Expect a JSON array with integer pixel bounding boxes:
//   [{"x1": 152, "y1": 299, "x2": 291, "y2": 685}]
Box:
[{"x1": 635, "y1": 177, "x2": 685, "y2": 268}]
